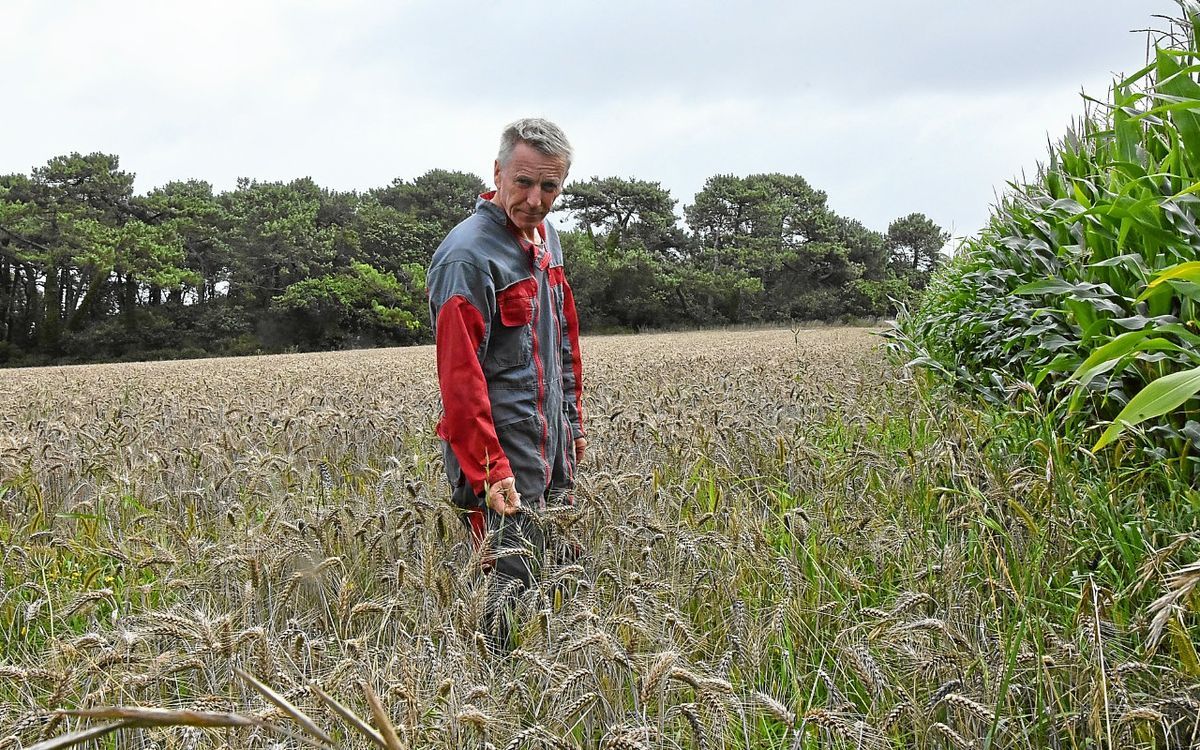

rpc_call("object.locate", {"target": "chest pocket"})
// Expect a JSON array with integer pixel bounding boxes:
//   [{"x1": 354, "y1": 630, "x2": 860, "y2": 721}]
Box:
[{"x1": 490, "y1": 278, "x2": 537, "y2": 369}]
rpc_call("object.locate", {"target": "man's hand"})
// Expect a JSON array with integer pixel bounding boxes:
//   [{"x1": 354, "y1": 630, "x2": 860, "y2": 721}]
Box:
[
  {"x1": 486, "y1": 476, "x2": 522, "y2": 515},
  {"x1": 574, "y1": 437, "x2": 587, "y2": 463}
]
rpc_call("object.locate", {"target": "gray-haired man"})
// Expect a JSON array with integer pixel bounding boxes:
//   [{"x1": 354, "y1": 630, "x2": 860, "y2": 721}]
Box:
[{"x1": 426, "y1": 118, "x2": 586, "y2": 647}]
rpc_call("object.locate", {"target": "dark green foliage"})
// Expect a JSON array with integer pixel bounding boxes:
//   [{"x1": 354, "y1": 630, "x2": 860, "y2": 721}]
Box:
[
  {"x1": 371, "y1": 169, "x2": 486, "y2": 236},
  {"x1": 562, "y1": 173, "x2": 924, "y2": 330},
  {"x1": 274, "y1": 262, "x2": 426, "y2": 349},
  {"x1": 221, "y1": 177, "x2": 341, "y2": 309},
  {"x1": 0, "y1": 154, "x2": 937, "y2": 364},
  {"x1": 560, "y1": 175, "x2": 681, "y2": 257},
  {"x1": 0, "y1": 163, "x2": 472, "y2": 365},
  {"x1": 886, "y1": 212, "x2": 950, "y2": 289},
  {"x1": 683, "y1": 174, "x2": 912, "y2": 323},
  {"x1": 0, "y1": 153, "x2": 195, "y2": 356}
]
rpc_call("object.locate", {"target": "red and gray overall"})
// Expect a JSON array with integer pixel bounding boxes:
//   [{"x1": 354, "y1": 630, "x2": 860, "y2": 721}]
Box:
[{"x1": 427, "y1": 193, "x2": 585, "y2": 643}]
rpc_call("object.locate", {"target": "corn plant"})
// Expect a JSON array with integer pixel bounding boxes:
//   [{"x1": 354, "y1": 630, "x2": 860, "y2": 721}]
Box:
[{"x1": 891, "y1": 4, "x2": 1200, "y2": 476}]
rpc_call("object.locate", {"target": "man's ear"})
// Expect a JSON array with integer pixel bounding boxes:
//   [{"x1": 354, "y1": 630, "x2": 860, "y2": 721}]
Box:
[{"x1": 493, "y1": 159, "x2": 501, "y2": 187}]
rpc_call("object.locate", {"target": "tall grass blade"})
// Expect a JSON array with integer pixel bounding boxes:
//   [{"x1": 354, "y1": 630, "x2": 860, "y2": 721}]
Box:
[
  {"x1": 60, "y1": 707, "x2": 255, "y2": 728},
  {"x1": 361, "y1": 679, "x2": 404, "y2": 750},
  {"x1": 308, "y1": 680, "x2": 387, "y2": 748},
  {"x1": 234, "y1": 666, "x2": 335, "y2": 745}
]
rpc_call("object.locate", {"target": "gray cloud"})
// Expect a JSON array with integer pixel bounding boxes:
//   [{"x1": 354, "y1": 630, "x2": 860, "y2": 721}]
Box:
[
  {"x1": 0, "y1": 0, "x2": 1182, "y2": 240},
  {"x1": 365, "y1": 0, "x2": 1174, "y2": 101}
]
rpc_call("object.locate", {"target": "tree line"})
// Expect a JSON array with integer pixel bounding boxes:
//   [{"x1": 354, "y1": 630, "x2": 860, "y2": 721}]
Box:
[{"x1": 0, "y1": 152, "x2": 948, "y2": 365}]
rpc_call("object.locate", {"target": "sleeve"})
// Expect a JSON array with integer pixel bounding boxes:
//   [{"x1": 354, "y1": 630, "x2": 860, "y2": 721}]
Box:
[
  {"x1": 428, "y1": 259, "x2": 513, "y2": 494},
  {"x1": 559, "y1": 273, "x2": 586, "y2": 441}
]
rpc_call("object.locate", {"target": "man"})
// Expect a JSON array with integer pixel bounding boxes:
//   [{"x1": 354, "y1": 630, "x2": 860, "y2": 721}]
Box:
[{"x1": 426, "y1": 118, "x2": 586, "y2": 647}]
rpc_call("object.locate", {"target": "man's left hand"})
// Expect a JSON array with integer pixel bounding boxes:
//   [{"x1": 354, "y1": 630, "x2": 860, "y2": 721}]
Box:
[{"x1": 574, "y1": 437, "x2": 587, "y2": 463}]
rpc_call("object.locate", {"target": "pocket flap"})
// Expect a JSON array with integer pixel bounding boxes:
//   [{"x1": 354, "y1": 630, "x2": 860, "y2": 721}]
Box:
[{"x1": 497, "y1": 278, "x2": 537, "y2": 327}]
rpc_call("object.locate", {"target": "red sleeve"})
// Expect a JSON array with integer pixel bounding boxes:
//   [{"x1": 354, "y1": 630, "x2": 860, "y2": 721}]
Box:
[
  {"x1": 435, "y1": 295, "x2": 513, "y2": 494},
  {"x1": 561, "y1": 278, "x2": 586, "y2": 439}
]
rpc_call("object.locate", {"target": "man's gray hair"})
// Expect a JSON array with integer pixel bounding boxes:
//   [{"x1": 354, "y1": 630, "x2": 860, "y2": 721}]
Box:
[{"x1": 498, "y1": 118, "x2": 573, "y2": 171}]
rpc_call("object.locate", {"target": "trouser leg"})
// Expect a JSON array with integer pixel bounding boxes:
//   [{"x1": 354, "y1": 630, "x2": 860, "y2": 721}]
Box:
[
  {"x1": 453, "y1": 468, "x2": 580, "y2": 651},
  {"x1": 488, "y1": 510, "x2": 544, "y2": 651},
  {"x1": 546, "y1": 420, "x2": 583, "y2": 569},
  {"x1": 459, "y1": 499, "x2": 546, "y2": 652},
  {"x1": 546, "y1": 414, "x2": 578, "y2": 507}
]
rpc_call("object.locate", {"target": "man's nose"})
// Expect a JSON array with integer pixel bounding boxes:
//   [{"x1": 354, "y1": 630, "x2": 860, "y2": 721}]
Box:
[{"x1": 525, "y1": 186, "x2": 541, "y2": 206}]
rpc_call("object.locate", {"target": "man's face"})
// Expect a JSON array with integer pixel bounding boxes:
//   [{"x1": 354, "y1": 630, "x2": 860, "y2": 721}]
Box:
[{"x1": 492, "y1": 141, "x2": 567, "y2": 234}]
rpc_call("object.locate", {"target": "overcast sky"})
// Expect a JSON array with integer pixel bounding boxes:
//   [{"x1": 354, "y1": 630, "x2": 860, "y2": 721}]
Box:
[{"x1": 0, "y1": 0, "x2": 1181, "y2": 241}]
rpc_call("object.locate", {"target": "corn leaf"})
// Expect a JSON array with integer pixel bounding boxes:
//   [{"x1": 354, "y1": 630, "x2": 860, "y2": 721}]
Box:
[
  {"x1": 1013, "y1": 278, "x2": 1091, "y2": 296},
  {"x1": 1137, "y1": 260, "x2": 1200, "y2": 300},
  {"x1": 1094, "y1": 365, "x2": 1200, "y2": 450},
  {"x1": 1070, "y1": 329, "x2": 1156, "y2": 386}
]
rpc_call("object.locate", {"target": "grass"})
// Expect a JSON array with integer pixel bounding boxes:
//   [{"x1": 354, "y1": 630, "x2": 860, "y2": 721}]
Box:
[{"x1": 0, "y1": 327, "x2": 1196, "y2": 749}]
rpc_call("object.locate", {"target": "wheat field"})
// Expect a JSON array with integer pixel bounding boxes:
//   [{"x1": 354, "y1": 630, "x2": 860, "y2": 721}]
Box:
[{"x1": 0, "y1": 328, "x2": 1193, "y2": 749}]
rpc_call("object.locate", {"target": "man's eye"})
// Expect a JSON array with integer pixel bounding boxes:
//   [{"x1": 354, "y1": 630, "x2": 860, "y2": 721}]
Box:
[
  {"x1": 515, "y1": 178, "x2": 534, "y2": 187},
  {"x1": 541, "y1": 182, "x2": 560, "y2": 192}
]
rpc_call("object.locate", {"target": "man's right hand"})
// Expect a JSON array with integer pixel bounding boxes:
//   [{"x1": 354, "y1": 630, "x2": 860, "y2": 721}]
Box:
[{"x1": 486, "y1": 476, "x2": 521, "y2": 515}]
